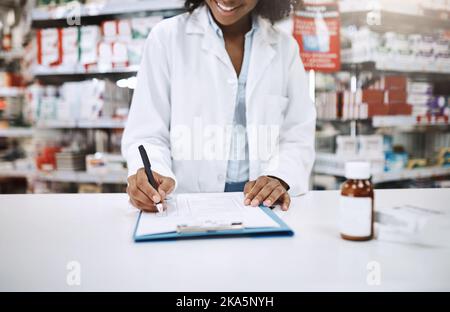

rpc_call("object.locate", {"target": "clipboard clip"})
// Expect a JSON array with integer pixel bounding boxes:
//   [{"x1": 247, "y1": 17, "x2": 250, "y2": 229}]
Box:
[{"x1": 176, "y1": 220, "x2": 244, "y2": 234}]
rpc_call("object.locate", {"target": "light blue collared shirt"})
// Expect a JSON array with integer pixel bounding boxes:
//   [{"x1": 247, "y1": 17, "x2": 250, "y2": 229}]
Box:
[{"x1": 207, "y1": 10, "x2": 257, "y2": 184}]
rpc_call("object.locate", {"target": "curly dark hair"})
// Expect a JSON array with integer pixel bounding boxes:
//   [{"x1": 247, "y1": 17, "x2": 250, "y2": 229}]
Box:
[{"x1": 184, "y1": 0, "x2": 298, "y2": 23}]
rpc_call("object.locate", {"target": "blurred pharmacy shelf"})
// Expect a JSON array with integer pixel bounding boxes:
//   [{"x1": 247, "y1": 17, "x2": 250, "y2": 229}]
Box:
[
  {"x1": 340, "y1": 62, "x2": 450, "y2": 81},
  {"x1": 314, "y1": 164, "x2": 450, "y2": 184},
  {"x1": 372, "y1": 167, "x2": 450, "y2": 184},
  {"x1": 33, "y1": 66, "x2": 139, "y2": 83},
  {"x1": 35, "y1": 120, "x2": 77, "y2": 129},
  {"x1": 0, "y1": 170, "x2": 33, "y2": 179},
  {"x1": 318, "y1": 116, "x2": 449, "y2": 128},
  {"x1": 340, "y1": 10, "x2": 450, "y2": 34},
  {"x1": 77, "y1": 119, "x2": 126, "y2": 129},
  {"x1": 0, "y1": 87, "x2": 25, "y2": 97},
  {"x1": 35, "y1": 171, "x2": 127, "y2": 184},
  {"x1": 372, "y1": 116, "x2": 449, "y2": 127},
  {"x1": 32, "y1": 0, "x2": 185, "y2": 28},
  {"x1": 0, "y1": 169, "x2": 127, "y2": 184},
  {"x1": 317, "y1": 115, "x2": 450, "y2": 128},
  {"x1": 36, "y1": 119, "x2": 126, "y2": 129},
  {"x1": 0, "y1": 49, "x2": 24, "y2": 61},
  {"x1": 0, "y1": 128, "x2": 34, "y2": 138}
]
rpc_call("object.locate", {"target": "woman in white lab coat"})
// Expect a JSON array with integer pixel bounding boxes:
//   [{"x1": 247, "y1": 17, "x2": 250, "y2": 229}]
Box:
[{"x1": 122, "y1": 0, "x2": 316, "y2": 212}]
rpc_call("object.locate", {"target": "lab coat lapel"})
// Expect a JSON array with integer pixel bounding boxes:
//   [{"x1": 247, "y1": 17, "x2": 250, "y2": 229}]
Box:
[
  {"x1": 186, "y1": 6, "x2": 234, "y2": 72},
  {"x1": 247, "y1": 17, "x2": 277, "y2": 101},
  {"x1": 201, "y1": 32, "x2": 234, "y2": 71}
]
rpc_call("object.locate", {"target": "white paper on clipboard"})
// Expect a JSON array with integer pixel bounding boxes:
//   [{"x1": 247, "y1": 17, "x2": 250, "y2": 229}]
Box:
[{"x1": 135, "y1": 192, "x2": 280, "y2": 236}]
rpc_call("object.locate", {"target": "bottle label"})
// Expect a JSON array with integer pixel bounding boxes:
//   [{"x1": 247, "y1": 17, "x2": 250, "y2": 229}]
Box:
[{"x1": 339, "y1": 196, "x2": 372, "y2": 238}]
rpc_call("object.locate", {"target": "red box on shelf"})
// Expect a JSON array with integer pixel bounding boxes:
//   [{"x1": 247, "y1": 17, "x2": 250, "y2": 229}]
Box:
[
  {"x1": 368, "y1": 103, "x2": 390, "y2": 116},
  {"x1": 385, "y1": 90, "x2": 408, "y2": 104},
  {"x1": 388, "y1": 103, "x2": 413, "y2": 115},
  {"x1": 360, "y1": 90, "x2": 384, "y2": 105},
  {"x1": 383, "y1": 76, "x2": 408, "y2": 90}
]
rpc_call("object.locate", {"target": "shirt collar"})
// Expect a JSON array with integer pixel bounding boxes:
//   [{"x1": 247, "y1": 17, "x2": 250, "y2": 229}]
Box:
[{"x1": 206, "y1": 7, "x2": 258, "y2": 39}]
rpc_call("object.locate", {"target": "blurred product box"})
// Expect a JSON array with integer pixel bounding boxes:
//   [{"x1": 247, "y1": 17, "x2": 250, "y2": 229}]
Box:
[
  {"x1": 388, "y1": 103, "x2": 413, "y2": 115},
  {"x1": 86, "y1": 153, "x2": 127, "y2": 175},
  {"x1": 336, "y1": 135, "x2": 358, "y2": 156},
  {"x1": 380, "y1": 76, "x2": 408, "y2": 91},
  {"x1": 407, "y1": 81, "x2": 434, "y2": 94},
  {"x1": 127, "y1": 39, "x2": 146, "y2": 65},
  {"x1": 406, "y1": 159, "x2": 428, "y2": 169},
  {"x1": 112, "y1": 41, "x2": 129, "y2": 68},
  {"x1": 385, "y1": 151, "x2": 409, "y2": 172},
  {"x1": 437, "y1": 148, "x2": 450, "y2": 167},
  {"x1": 102, "y1": 20, "x2": 132, "y2": 42},
  {"x1": 79, "y1": 25, "x2": 101, "y2": 69},
  {"x1": 385, "y1": 90, "x2": 407, "y2": 104},
  {"x1": 359, "y1": 135, "x2": 384, "y2": 158},
  {"x1": 61, "y1": 27, "x2": 79, "y2": 68},
  {"x1": 37, "y1": 28, "x2": 61, "y2": 66},
  {"x1": 0, "y1": 72, "x2": 22, "y2": 87},
  {"x1": 56, "y1": 151, "x2": 86, "y2": 172},
  {"x1": 358, "y1": 89, "x2": 384, "y2": 105},
  {"x1": 367, "y1": 102, "x2": 389, "y2": 116},
  {"x1": 131, "y1": 16, "x2": 163, "y2": 39},
  {"x1": 408, "y1": 93, "x2": 433, "y2": 106},
  {"x1": 36, "y1": 146, "x2": 61, "y2": 171}
]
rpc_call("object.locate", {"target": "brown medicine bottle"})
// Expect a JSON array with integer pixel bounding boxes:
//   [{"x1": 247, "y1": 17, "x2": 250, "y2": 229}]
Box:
[{"x1": 339, "y1": 161, "x2": 374, "y2": 241}]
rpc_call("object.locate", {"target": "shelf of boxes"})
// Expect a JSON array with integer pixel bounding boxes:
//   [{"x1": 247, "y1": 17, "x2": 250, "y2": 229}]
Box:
[
  {"x1": 0, "y1": 128, "x2": 34, "y2": 138},
  {"x1": 28, "y1": 4, "x2": 163, "y2": 190}
]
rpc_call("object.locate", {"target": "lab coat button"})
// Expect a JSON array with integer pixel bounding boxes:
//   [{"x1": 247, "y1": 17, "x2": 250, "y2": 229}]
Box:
[{"x1": 218, "y1": 174, "x2": 225, "y2": 182}]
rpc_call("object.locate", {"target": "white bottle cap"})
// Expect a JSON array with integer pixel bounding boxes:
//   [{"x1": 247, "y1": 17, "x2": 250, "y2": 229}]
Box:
[{"x1": 345, "y1": 161, "x2": 371, "y2": 180}]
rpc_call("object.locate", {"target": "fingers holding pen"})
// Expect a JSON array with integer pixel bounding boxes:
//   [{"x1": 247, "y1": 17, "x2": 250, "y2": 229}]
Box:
[
  {"x1": 136, "y1": 168, "x2": 161, "y2": 203},
  {"x1": 155, "y1": 173, "x2": 175, "y2": 200}
]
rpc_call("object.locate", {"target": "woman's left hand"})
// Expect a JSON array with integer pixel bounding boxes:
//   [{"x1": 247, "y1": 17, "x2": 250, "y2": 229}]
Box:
[{"x1": 243, "y1": 176, "x2": 290, "y2": 211}]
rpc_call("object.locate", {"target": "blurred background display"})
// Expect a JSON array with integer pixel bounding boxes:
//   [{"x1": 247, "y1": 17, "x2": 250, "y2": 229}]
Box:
[{"x1": 0, "y1": 0, "x2": 448, "y2": 194}]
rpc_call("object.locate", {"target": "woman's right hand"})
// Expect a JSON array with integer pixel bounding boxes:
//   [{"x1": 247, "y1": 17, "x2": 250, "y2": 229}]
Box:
[{"x1": 127, "y1": 168, "x2": 175, "y2": 212}]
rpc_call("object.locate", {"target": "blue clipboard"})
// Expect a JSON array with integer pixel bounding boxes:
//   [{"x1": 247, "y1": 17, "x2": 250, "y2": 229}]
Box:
[{"x1": 133, "y1": 206, "x2": 294, "y2": 242}]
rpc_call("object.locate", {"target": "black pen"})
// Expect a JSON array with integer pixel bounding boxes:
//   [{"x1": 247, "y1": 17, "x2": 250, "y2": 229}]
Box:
[{"x1": 138, "y1": 145, "x2": 164, "y2": 213}]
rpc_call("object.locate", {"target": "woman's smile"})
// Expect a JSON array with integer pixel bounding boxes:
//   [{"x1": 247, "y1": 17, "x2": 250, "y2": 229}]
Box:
[
  {"x1": 208, "y1": 0, "x2": 254, "y2": 24},
  {"x1": 214, "y1": 0, "x2": 242, "y2": 15}
]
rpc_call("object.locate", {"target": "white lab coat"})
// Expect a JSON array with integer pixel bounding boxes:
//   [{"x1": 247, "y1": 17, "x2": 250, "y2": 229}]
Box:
[{"x1": 122, "y1": 6, "x2": 316, "y2": 196}]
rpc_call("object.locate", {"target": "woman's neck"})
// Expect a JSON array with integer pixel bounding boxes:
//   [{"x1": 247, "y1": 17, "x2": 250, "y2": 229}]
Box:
[{"x1": 216, "y1": 14, "x2": 252, "y2": 38}]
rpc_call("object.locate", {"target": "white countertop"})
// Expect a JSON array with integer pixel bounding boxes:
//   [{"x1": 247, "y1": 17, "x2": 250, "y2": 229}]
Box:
[{"x1": 0, "y1": 189, "x2": 449, "y2": 291}]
